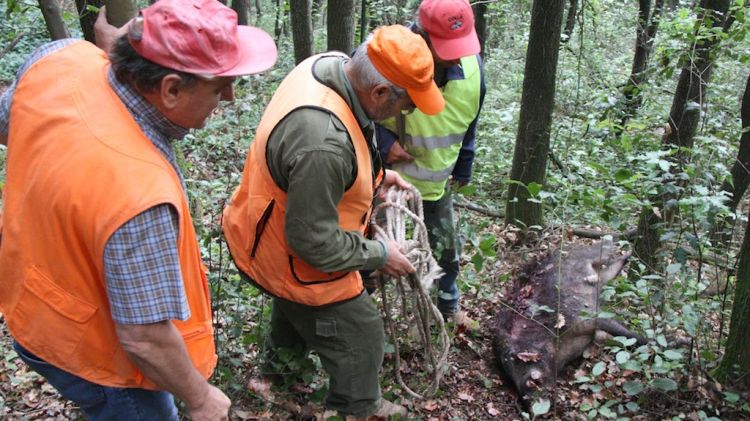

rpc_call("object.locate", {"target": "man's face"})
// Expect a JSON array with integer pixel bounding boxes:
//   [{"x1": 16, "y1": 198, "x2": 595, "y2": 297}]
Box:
[
  {"x1": 167, "y1": 76, "x2": 236, "y2": 129},
  {"x1": 365, "y1": 86, "x2": 416, "y2": 121}
]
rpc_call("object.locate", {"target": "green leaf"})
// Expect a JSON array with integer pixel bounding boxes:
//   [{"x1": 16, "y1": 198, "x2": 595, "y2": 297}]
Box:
[
  {"x1": 666, "y1": 263, "x2": 682, "y2": 274},
  {"x1": 528, "y1": 182, "x2": 542, "y2": 197},
  {"x1": 614, "y1": 168, "x2": 633, "y2": 183},
  {"x1": 625, "y1": 401, "x2": 640, "y2": 412},
  {"x1": 622, "y1": 381, "x2": 644, "y2": 396},
  {"x1": 616, "y1": 351, "x2": 630, "y2": 364},
  {"x1": 531, "y1": 398, "x2": 551, "y2": 416},
  {"x1": 592, "y1": 361, "x2": 606, "y2": 377},
  {"x1": 651, "y1": 378, "x2": 678, "y2": 392},
  {"x1": 663, "y1": 349, "x2": 682, "y2": 361},
  {"x1": 724, "y1": 391, "x2": 740, "y2": 403},
  {"x1": 656, "y1": 335, "x2": 668, "y2": 347}
]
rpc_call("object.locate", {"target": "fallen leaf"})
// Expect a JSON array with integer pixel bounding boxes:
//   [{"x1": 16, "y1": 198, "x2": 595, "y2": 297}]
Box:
[
  {"x1": 516, "y1": 351, "x2": 541, "y2": 362},
  {"x1": 555, "y1": 314, "x2": 566, "y2": 329},
  {"x1": 422, "y1": 400, "x2": 438, "y2": 411},
  {"x1": 486, "y1": 402, "x2": 499, "y2": 416},
  {"x1": 458, "y1": 392, "x2": 475, "y2": 402}
]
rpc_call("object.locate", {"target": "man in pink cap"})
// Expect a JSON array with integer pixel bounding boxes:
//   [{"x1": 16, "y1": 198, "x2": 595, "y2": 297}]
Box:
[
  {"x1": 0, "y1": 1, "x2": 276, "y2": 420},
  {"x1": 376, "y1": 0, "x2": 486, "y2": 329}
]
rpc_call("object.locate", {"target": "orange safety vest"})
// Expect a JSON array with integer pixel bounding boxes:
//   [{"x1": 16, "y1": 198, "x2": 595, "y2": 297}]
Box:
[
  {"x1": 0, "y1": 41, "x2": 216, "y2": 389},
  {"x1": 223, "y1": 53, "x2": 381, "y2": 306}
]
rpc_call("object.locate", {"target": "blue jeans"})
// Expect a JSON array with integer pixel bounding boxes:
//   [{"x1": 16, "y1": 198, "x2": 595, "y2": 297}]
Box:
[
  {"x1": 13, "y1": 341, "x2": 179, "y2": 421},
  {"x1": 423, "y1": 189, "x2": 460, "y2": 315}
]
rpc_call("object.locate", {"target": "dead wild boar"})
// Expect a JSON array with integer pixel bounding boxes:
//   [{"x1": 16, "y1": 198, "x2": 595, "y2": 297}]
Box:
[{"x1": 492, "y1": 241, "x2": 646, "y2": 405}]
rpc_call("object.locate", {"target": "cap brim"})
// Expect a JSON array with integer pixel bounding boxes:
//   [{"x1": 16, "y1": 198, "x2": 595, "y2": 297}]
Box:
[
  {"x1": 408, "y1": 81, "x2": 445, "y2": 116},
  {"x1": 430, "y1": 27, "x2": 481, "y2": 61},
  {"x1": 217, "y1": 26, "x2": 277, "y2": 76}
]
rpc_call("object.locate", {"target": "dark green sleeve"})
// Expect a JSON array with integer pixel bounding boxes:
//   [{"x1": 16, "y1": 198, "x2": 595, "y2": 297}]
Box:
[{"x1": 267, "y1": 108, "x2": 387, "y2": 272}]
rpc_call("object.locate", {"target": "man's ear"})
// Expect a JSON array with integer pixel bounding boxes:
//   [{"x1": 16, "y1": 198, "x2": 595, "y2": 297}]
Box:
[
  {"x1": 158, "y1": 74, "x2": 186, "y2": 111},
  {"x1": 370, "y1": 83, "x2": 391, "y2": 104}
]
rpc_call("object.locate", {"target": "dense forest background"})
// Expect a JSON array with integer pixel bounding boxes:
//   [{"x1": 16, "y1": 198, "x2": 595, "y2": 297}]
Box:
[{"x1": 1, "y1": 0, "x2": 749, "y2": 419}]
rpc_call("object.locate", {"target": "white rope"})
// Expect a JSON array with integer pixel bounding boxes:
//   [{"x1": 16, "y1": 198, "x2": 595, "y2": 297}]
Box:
[{"x1": 370, "y1": 186, "x2": 450, "y2": 399}]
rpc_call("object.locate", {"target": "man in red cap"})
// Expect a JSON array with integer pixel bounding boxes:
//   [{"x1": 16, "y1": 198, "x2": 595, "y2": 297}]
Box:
[
  {"x1": 223, "y1": 25, "x2": 443, "y2": 419},
  {"x1": 0, "y1": 1, "x2": 276, "y2": 420},
  {"x1": 376, "y1": 0, "x2": 486, "y2": 329}
]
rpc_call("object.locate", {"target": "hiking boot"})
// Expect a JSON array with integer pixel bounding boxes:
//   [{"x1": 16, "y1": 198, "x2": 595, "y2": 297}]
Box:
[{"x1": 371, "y1": 398, "x2": 408, "y2": 418}]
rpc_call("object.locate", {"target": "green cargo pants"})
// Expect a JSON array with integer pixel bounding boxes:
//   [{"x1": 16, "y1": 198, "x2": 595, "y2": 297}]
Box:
[{"x1": 264, "y1": 292, "x2": 385, "y2": 417}]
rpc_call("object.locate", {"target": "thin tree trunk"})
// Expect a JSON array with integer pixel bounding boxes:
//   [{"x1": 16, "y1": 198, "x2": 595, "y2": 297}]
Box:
[
  {"x1": 633, "y1": 0, "x2": 731, "y2": 271},
  {"x1": 255, "y1": 0, "x2": 262, "y2": 23},
  {"x1": 290, "y1": 0, "x2": 313, "y2": 63},
  {"x1": 328, "y1": 0, "x2": 356, "y2": 53},
  {"x1": 714, "y1": 203, "x2": 750, "y2": 387},
  {"x1": 359, "y1": 0, "x2": 368, "y2": 44},
  {"x1": 103, "y1": 0, "x2": 136, "y2": 28},
  {"x1": 505, "y1": 0, "x2": 565, "y2": 230},
  {"x1": 38, "y1": 0, "x2": 71, "y2": 40},
  {"x1": 473, "y1": 2, "x2": 488, "y2": 55},
  {"x1": 75, "y1": 0, "x2": 102, "y2": 43},
  {"x1": 617, "y1": 0, "x2": 664, "y2": 136},
  {"x1": 232, "y1": 0, "x2": 249, "y2": 25},
  {"x1": 561, "y1": 0, "x2": 578, "y2": 42}
]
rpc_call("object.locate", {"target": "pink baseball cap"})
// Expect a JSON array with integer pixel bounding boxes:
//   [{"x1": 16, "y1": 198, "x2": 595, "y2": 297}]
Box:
[
  {"x1": 129, "y1": 0, "x2": 277, "y2": 77},
  {"x1": 418, "y1": 0, "x2": 480, "y2": 61}
]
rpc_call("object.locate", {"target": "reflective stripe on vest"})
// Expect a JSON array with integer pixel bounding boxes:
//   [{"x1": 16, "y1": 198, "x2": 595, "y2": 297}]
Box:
[
  {"x1": 0, "y1": 41, "x2": 216, "y2": 389},
  {"x1": 384, "y1": 55, "x2": 481, "y2": 201},
  {"x1": 222, "y1": 53, "x2": 375, "y2": 307}
]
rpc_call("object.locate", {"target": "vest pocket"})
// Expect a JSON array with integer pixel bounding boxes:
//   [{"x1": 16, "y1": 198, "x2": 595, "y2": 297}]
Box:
[
  {"x1": 289, "y1": 255, "x2": 349, "y2": 284},
  {"x1": 250, "y1": 199, "x2": 275, "y2": 258},
  {"x1": 11, "y1": 266, "x2": 97, "y2": 360}
]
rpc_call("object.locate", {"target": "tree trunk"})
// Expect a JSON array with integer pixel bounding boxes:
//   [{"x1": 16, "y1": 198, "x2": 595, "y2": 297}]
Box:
[
  {"x1": 255, "y1": 0, "x2": 262, "y2": 23},
  {"x1": 711, "y1": 74, "x2": 750, "y2": 245},
  {"x1": 633, "y1": 0, "x2": 731, "y2": 271},
  {"x1": 714, "y1": 203, "x2": 750, "y2": 387},
  {"x1": 617, "y1": 0, "x2": 664, "y2": 135},
  {"x1": 504, "y1": 0, "x2": 565, "y2": 229},
  {"x1": 38, "y1": 0, "x2": 71, "y2": 40},
  {"x1": 290, "y1": 0, "x2": 313, "y2": 63},
  {"x1": 473, "y1": 2, "x2": 487, "y2": 55},
  {"x1": 232, "y1": 0, "x2": 249, "y2": 25},
  {"x1": 561, "y1": 0, "x2": 578, "y2": 42},
  {"x1": 328, "y1": 0, "x2": 356, "y2": 53},
  {"x1": 103, "y1": 0, "x2": 136, "y2": 28},
  {"x1": 75, "y1": 0, "x2": 103, "y2": 43},
  {"x1": 359, "y1": 0, "x2": 368, "y2": 44}
]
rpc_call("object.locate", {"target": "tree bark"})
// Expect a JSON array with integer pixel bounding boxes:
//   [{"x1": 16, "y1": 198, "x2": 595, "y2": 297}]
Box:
[
  {"x1": 472, "y1": 2, "x2": 488, "y2": 55},
  {"x1": 290, "y1": 0, "x2": 313, "y2": 63},
  {"x1": 38, "y1": 0, "x2": 71, "y2": 40},
  {"x1": 714, "y1": 202, "x2": 750, "y2": 387},
  {"x1": 75, "y1": 0, "x2": 103, "y2": 43},
  {"x1": 633, "y1": 0, "x2": 731, "y2": 271},
  {"x1": 232, "y1": 0, "x2": 249, "y2": 25},
  {"x1": 505, "y1": 0, "x2": 565, "y2": 229},
  {"x1": 617, "y1": 0, "x2": 664, "y2": 135},
  {"x1": 103, "y1": 0, "x2": 136, "y2": 28},
  {"x1": 359, "y1": 0, "x2": 368, "y2": 44},
  {"x1": 328, "y1": 0, "x2": 356, "y2": 53},
  {"x1": 561, "y1": 0, "x2": 578, "y2": 43}
]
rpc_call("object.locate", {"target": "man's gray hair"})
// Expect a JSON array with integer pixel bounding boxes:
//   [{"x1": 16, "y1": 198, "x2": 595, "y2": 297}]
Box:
[{"x1": 349, "y1": 36, "x2": 407, "y2": 101}]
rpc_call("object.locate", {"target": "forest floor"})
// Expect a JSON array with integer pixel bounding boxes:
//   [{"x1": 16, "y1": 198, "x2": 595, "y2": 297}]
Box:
[{"x1": 0, "y1": 224, "x2": 748, "y2": 420}]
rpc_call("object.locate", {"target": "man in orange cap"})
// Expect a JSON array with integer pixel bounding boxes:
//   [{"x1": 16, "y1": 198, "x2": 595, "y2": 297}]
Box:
[
  {"x1": 377, "y1": 0, "x2": 486, "y2": 329},
  {"x1": 223, "y1": 25, "x2": 443, "y2": 418},
  {"x1": 0, "y1": 1, "x2": 276, "y2": 419}
]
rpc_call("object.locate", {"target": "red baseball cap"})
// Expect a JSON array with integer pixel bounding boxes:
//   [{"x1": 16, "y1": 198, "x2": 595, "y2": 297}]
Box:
[
  {"x1": 368, "y1": 25, "x2": 445, "y2": 116},
  {"x1": 419, "y1": 0, "x2": 480, "y2": 61},
  {"x1": 129, "y1": 0, "x2": 277, "y2": 77}
]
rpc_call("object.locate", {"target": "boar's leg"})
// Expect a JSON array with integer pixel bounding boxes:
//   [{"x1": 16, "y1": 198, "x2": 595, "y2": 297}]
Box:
[
  {"x1": 555, "y1": 318, "x2": 646, "y2": 372},
  {"x1": 594, "y1": 318, "x2": 648, "y2": 345}
]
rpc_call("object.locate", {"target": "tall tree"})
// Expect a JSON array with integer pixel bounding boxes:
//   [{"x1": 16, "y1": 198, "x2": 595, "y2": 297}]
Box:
[
  {"x1": 504, "y1": 0, "x2": 565, "y2": 229},
  {"x1": 712, "y1": 74, "x2": 750, "y2": 245},
  {"x1": 714, "y1": 197, "x2": 750, "y2": 388},
  {"x1": 633, "y1": 0, "x2": 731, "y2": 271},
  {"x1": 328, "y1": 0, "x2": 356, "y2": 53},
  {"x1": 561, "y1": 0, "x2": 578, "y2": 42},
  {"x1": 290, "y1": 0, "x2": 313, "y2": 63},
  {"x1": 75, "y1": 0, "x2": 103, "y2": 43},
  {"x1": 38, "y1": 0, "x2": 70, "y2": 40},
  {"x1": 473, "y1": 2, "x2": 488, "y2": 55},
  {"x1": 232, "y1": 0, "x2": 249, "y2": 25},
  {"x1": 617, "y1": 0, "x2": 665, "y2": 136},
  {"x1": 103, "y1": 0, "x2": 136, "y2": 27}
]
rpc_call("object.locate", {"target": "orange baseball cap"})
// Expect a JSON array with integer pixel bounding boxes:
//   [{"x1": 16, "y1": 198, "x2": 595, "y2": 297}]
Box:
[{"x1": 367, "y1": 25, "x2": 445, "y2": 116}]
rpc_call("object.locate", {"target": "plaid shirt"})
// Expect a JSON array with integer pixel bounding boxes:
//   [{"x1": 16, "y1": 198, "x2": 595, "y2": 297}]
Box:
[{"x1": 0, "y1": 39, "x2": 190, "y2": 324}]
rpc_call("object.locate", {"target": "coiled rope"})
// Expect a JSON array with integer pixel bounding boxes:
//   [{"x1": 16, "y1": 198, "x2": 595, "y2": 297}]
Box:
[{"x1": 370, "y1": 186, "x2": 450, "y2": 399}]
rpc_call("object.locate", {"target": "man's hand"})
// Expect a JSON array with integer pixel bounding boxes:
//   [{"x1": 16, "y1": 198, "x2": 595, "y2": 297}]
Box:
[
  {"x1": 382, "y1": 169, "x2": 412, "y2": 190},
  {"x1": 385, "y1": 142, "x2": 414, "y2": 164},
  {"x1": 187, "y1": 384, "x2": 231, "y2": 421},
  {"x1": 380, "y1": 240, "x2": 415, "y2": 278},
  {"x1": 94, "y1": 6, "x2": 130, "y2": 54}
]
